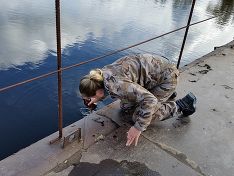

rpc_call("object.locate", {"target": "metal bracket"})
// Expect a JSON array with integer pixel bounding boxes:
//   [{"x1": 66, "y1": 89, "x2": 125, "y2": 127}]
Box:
[{"x1": 62, "y1": 128, "x2": 81, "y2": 148}]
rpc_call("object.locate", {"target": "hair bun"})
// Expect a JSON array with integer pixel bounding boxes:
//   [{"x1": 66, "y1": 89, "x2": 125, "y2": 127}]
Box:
[{"x1": 89, "y1": 69, "x2": 103, "y2": 81}]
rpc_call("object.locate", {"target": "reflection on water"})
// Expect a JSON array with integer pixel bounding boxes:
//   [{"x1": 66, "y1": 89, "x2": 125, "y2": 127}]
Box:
[
  {"x1": 80, "y1": 108, "x2": 92, "y2": 116},
  {"x1": 0, "y1": 0, "x2": 234, "y2": 70},
  {"x1": 0, "y1": 0, "x2": 234, "y2": 160},
  {"x1": 207, "y1": 0, "x2": 234, "y2": 26}
]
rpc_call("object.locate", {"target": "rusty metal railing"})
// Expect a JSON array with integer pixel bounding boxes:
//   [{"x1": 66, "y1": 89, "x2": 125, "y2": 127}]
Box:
[
  {"x1": 51, "y1": 0, "x2": 63, "y2": 143},
  {"x1": 177, "y1": 0, "x2": 196, "y2": 68},
  {"x1": 0, "y1": 0, "x2": 215, "y2": 142}
]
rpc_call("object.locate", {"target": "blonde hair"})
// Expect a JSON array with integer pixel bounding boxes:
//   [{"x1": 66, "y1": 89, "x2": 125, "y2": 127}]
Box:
[{"x1": 79, "y1": 69, "x2": 104, "y2": 97}]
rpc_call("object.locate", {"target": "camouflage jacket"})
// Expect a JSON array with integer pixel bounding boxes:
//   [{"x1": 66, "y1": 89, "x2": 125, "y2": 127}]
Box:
[{"x1": 102, "y1": 54, "x2": 177, "y2": 131}]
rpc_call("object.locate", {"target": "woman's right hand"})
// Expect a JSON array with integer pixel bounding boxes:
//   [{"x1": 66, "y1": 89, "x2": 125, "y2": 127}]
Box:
[
  {"x1": 83, "y1": 98, "x2": 97, "y2": 110},
  {"x1": 88, "y1": 97, "x2": 99, "y2": 106}
]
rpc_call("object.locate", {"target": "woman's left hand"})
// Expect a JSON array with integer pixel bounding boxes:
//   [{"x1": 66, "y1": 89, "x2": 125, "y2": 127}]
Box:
[{"x1": 126, "y1": 126, "x2": 141, "y2": 146}]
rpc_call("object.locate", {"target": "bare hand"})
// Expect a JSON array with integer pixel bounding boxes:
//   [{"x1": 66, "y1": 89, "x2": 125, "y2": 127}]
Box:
[
  {"x1": 88, "y1": 97, "x2": 98, "y2": 106},
  {"x1": 126, "y1": 126, "x2": 141, "y2": 146}
]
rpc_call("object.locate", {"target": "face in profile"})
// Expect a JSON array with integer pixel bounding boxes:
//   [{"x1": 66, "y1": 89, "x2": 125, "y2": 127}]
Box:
[
  {"x1": 83, "y1": 98, "x2": 97, "y2": 110},
  {"x1": 81, "y1": 89, "x2": 105, "y2": 110}
]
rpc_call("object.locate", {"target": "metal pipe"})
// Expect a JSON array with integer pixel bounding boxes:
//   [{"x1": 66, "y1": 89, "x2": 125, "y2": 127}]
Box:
[
  {"x1": 177, "y1": 0, "x2": 197, "y2": 68},
  {"x1": 0, "y1": 16, "x2": 216, "y2": 93},
  {"x1": 55, "y1": 0, "x2": 63, "y2": 138}
]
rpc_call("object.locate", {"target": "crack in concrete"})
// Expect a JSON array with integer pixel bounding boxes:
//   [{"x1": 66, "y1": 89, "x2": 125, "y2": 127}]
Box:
[{"x1": 141, "y1": 134, "x2": 207, "y2": 176}]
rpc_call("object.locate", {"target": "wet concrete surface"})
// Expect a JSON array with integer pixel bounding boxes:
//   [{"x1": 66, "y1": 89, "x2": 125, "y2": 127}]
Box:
[
  {"x1": 69, "y1": 159, "x2": 161, "y2": 176},
  {"x1": 78, "y1": 126, "x2": 201, "y2": 176}
]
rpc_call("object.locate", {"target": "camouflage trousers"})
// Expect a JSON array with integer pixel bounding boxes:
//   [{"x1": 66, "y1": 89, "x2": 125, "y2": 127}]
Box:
[{"x1": 120, "y1": 66, "x2": 179, "y2": 122}]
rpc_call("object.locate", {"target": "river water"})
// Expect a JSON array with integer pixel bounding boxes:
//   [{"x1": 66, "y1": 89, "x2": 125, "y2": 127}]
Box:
[{"x1": 0, "y1": 0, "x2": 233, "y2": 160}]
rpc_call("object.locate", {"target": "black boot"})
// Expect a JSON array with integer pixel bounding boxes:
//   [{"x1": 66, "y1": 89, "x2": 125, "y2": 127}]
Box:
[
  {"x1": 176, "y1": 92, "x2": 197, "y2": 116},
  {"x1": 168, "y1": 92, "x2": 177, "y2": 100}
]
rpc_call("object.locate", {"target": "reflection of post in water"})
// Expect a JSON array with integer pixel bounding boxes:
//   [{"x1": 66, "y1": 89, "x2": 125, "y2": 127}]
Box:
[
  {"x1": 173, "y1": 0, "x2": 193, "y2": 7},
  {"x1": 207, "y1": 0, "x2": 234, "y2": 25},
  {"x1": 156, "y1": 0, "x2": 234, "y2": 26},
  {"x1": 154, "y1": 0, "x2": 167, "y2": 5}
]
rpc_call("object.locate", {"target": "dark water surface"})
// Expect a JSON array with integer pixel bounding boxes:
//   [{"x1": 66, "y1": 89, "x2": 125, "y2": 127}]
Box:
[{"x1": 0, "y1": 0, "x2": 234, "y2": 160}]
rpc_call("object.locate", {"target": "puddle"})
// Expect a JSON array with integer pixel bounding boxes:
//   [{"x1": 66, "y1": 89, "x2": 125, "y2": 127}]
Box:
[{"x1": 69, "y1": 159, "x2": 161, "y2": 176}]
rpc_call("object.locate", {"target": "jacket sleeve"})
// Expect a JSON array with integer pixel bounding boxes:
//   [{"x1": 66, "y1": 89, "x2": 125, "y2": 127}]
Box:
[{"x1": 106, "y1": 77, "x2": 159, "y2": 131}]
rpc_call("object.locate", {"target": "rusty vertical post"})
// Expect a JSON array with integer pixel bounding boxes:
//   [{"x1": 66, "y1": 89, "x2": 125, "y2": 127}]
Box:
[
  {"x1": 55, "y1": 0, "x2": 63, "y2": 138},
  {"x1": 177, "y1": 0, "x2": 196, "y2": 68}
]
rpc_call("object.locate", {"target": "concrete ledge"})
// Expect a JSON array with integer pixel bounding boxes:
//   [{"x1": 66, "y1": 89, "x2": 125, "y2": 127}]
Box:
[
  {"x1": 0, "y1": 113, "x2": 117, "y2": 176},
  {"x1": 180, "y1": 40, "x2": 234, "y2": 72}
]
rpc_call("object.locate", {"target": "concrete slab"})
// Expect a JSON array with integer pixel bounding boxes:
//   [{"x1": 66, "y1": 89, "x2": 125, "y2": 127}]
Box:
[
  {"x1": 70, "y1": 126, "x2": 201, "y2": 176},
  {"x1": 96, "y1": 99, "x2": 126, "y2": 126},
  {"x1": 0, "y1": 113, "x2": 117, "y2": 176},
  {"x1": 142, "y1": 45, "x2": 234, "y2": 176},
  {"x1": 74, "y1": 43, "x2": 234, "y2": 176}
]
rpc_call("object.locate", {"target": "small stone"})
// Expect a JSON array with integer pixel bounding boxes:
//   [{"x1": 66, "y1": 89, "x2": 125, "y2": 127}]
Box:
[
  {"x1": 198, "y1": 70, "x2": 209, "y2": 74},
  {"x1": 189, "y1": 80, "x2": 197, "y2": 82},
  {"x1": 95, "y1": 134, "x2": 105, "y2": 141},
  {"x1": 204, "y1": 64, "x2": 211, "y2": 70},
  {"x1": 214, "y1": 46, "x2": 220, "y2": 50},
  {"x1": 189, "y1": 73, "x2": 196, "y2": 76},
  {"x1": 64, "y1": 160, "x2": 68, "y2": 164},
  {"x1": 211, "y1": 108, "x2": 217, "y2": 112}
]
